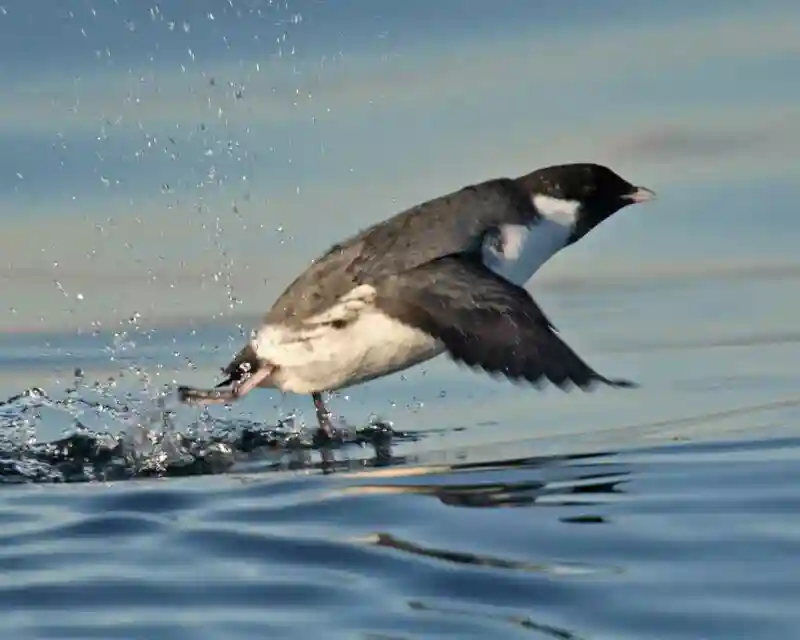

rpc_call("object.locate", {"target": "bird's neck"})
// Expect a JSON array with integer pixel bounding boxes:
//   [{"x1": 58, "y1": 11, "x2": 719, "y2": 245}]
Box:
[{"x1": 481, "y1": 194, "x2": 581, "y2": 286}]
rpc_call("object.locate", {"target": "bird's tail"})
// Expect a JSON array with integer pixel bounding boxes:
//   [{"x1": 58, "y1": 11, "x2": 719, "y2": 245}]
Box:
[{"x1": 216, "y1": 343, "x2": 260, "y2": 388}]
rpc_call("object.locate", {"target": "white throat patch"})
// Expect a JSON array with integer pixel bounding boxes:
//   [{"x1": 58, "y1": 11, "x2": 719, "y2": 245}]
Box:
[
  {"x1": 481, "y1": 194, "x2": 581, "y2": 287},
  {"x1": 531, "y1": 194, "x2": 582, "y2": 226}
]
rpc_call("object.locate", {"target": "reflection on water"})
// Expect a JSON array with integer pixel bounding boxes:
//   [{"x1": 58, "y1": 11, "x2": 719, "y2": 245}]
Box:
[
  {"x1": 1, "y1": 319, "x2": 800, "y2": 639},
  {"x1": 3, "y1": 416, "x2": 800, "y2": 638},
  {"x1": 340, "y1": 454, "x2": 629, "y2": 510},
  {"x1": 405, "y1": 598, "x2": 585, "y2": 640}
]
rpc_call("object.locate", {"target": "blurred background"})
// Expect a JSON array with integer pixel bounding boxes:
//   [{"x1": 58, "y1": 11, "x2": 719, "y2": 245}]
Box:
[{"x1": 2, "y1": 0, "x2": 799, "y2": 335}]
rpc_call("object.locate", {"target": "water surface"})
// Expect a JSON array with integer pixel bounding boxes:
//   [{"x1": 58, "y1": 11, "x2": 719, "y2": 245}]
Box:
[{"x1": 3, "y1": 271, "x2": 800, "y2": 638}]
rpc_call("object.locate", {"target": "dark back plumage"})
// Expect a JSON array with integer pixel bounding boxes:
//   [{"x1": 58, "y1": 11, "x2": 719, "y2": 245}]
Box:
[{"x1": 263, "y1": 177, "x2": 539, "y2": 325}]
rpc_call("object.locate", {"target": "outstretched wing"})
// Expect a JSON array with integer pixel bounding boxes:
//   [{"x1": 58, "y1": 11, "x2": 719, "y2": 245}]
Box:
[{"x1": 377, "y1": 255, "x2": 635, "y2": 390}]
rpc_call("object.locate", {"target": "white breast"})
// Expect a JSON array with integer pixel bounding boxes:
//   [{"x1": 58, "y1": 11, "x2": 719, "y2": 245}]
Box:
[
  {"x1": 251, "y1": 286, "x2": 443, "y2": 394},
  {"x1": 482, "y1": 194, "x2": 581, "y2": 286}
]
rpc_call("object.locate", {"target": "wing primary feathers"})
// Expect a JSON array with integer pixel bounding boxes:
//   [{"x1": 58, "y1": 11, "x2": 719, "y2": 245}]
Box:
[{"x1": 376, "y1": 254, "x2": 636, "y2": 391}]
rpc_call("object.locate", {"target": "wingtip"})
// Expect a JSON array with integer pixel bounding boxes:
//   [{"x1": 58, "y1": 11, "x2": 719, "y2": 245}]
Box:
[
  {"x1": 607, "y1": 377, "x2": 638, "y2": 389},
  {"x1": 578, "y1": 376, "x2": 639, "y2": 392}
]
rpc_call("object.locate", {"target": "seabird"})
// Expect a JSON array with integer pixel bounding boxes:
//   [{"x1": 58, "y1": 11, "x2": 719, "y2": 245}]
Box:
[{"x1": 178, "y1": 162, "x2": 656, "y2": 443}]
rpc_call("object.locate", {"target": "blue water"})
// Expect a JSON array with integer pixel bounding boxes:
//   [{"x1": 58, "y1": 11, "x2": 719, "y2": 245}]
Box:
[
  {"x1": 3, "y1": 271, "x2": 800, "y2": 638},
  {"x1": 2, "y1": 435, "x2": 799, "y2": 640}
]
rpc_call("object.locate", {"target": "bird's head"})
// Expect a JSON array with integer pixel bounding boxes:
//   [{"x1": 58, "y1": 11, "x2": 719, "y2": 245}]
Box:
[{"x1": 518, "y1": 162, "x2": 656, "y2": 245}]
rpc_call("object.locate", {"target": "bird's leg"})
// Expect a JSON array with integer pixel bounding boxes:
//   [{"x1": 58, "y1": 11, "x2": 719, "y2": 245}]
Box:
[
  {"x1": 311, "y1": 391, "x2": 336, "y2": 443},
  {"x1": 178, "y1": 366, "x2": 274, "y2": 405}
]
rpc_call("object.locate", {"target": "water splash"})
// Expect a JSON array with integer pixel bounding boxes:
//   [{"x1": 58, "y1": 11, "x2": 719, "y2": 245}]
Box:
[{"x1": 0, "y1": 379, "x2": 420, "y2": 485}]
